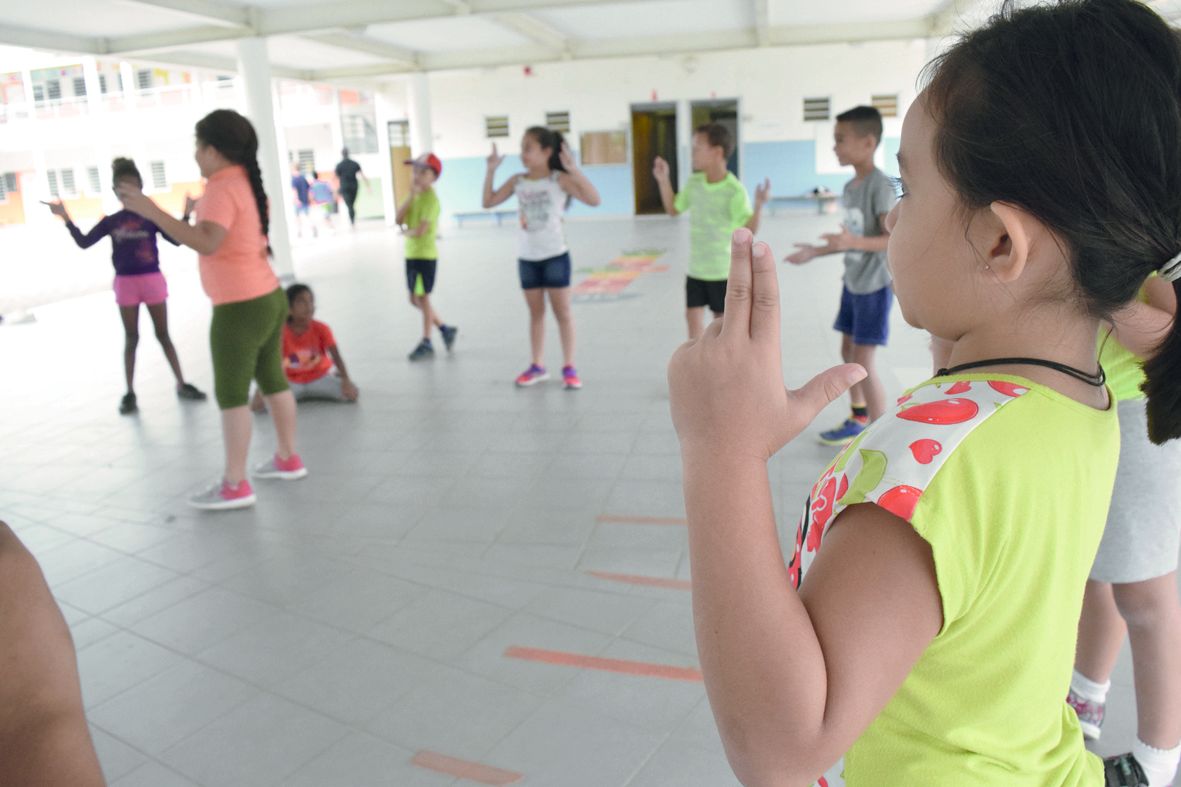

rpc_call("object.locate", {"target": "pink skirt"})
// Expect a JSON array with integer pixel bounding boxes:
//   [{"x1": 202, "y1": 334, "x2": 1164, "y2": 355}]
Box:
[{"x1": 114, "y1": 272, "x2": 168, "y2": 307}]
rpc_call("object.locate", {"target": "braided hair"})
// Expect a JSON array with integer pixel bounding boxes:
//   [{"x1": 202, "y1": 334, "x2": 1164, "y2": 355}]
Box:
[{"x1": 195, "y1": 109, "x2": 272, "y2": 256}]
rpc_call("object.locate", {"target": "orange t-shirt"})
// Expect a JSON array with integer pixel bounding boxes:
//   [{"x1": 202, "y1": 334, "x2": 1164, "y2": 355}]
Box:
[
  {"x1": 282, "y1": 320, "x2": 336, "y2": 384},
  {"x1": 195, "y1": 165, "x2": 279, "y2": 305}
]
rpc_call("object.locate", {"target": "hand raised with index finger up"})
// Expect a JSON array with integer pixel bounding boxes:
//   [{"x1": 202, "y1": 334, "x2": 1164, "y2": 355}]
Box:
[{"x1": 668, "y1": 229, "x2": 866, "y2": 461}]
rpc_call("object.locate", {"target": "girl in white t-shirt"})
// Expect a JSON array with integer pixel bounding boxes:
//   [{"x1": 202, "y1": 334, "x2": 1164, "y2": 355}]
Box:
[{"x1": 483, "y1": 127, "x2": 600, "y2": 389}]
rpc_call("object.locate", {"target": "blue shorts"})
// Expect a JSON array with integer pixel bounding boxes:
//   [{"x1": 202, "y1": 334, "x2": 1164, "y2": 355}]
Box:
[
  {"x1": 519, "y1": 252, "x2": 572, "y2": 290},
  {"x1": 833, "y1": 284, "x2": 893, "y2": 346}
]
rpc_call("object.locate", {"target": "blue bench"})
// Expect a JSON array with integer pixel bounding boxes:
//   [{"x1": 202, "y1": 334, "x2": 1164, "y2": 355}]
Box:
[
  {"x1": 767, "y1": 193, "x2": 839, "y2": 216},
  {"x1": 454, "y1": 208, "x2": 517, "y2": 228}
]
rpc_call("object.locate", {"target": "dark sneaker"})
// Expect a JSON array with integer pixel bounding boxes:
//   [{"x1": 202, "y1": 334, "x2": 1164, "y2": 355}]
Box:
[
  {"x1": 119, "y1": 393, "x2": 138, "y2": 415},
  {"x1": 440, "y1": 325, "x2": 458, "y2": 351},
  {"x1": 1103, "y1": 753, "x2": 1149, "y2": 786},
  {"x1": 1067, "y1": 687, "x2": 1104, "y2": 740},
  {"x1": 818, "y1": 418, "x2": 866, "y2": 446},
  {"x1": 408, "y1": 339, "x2": 435, "y2": 361},
  {"x1": 177, "y1": 382, "x2": 207, "y2": 401}
]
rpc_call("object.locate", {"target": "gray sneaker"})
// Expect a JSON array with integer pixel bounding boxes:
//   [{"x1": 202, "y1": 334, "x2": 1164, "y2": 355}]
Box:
[
  {"x1": 409, "y1": 339, "x2": 435, "y2": 361},
  {"x1": 252, "y1": 453, "x2": 308, "y2": 480},
  {"x1": 188, "y1": 479, "x2": 256, "y2": 511}
]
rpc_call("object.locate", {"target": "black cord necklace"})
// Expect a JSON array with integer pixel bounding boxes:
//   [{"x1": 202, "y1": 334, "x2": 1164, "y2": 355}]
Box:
[{"x1": 937, "y1": 357, "x2": 1106, "y2": 387}]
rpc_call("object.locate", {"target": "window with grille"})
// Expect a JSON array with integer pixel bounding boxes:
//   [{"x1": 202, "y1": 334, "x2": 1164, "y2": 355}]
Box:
[
  {"x1": 150, "y1": 161, "x2": 167, "y2": 190},
  {"x1": 387, "y1": 120, "x2": 410, "y2": 147},
  {"x1": 60, "y1": 169, "x2": 76, "y2": 194},
  {"x1": 871, "y1": 93, "x2": 899, "y2": 118},
  {"x1": 47, "y1": 170, "x2": 59, "y2": 197},
  {"x1": 99, "y1": 74, "x2": 108, "y2": 94},
  {"x1": 0, "y1": 172, "x2": 10, "y2": 202},
  {"x1": 73, "y1": 77, "x2": 87, "y2": 97},
  {"x1": 46, "y1": 80, "x2": 61, "y2": 101},
  {"x1": 803, "y1": 97, "x2": 830, "y2": 122},
  {"x1": 136, "y1": 69, "x2": 152, "y2": 91},
  {"x1": 485, "y1": 115, "x2": 510, "y2": 138},
  {"x1": 33, "y1": 84, "x2": 44, "y2": 102},
  {"x1": 545, "y1": 111, "x2": 570, "y2": 133},
  {"x1": 297, "y1": 150, "x2": 314, "y2": 174},
  {"x1": 87, "y1": 166, "x2": 101, "y2": 193}
]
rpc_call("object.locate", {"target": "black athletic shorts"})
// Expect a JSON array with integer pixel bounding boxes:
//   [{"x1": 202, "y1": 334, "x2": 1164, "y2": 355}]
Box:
[{"x1": 686, "y1": 276, "x2": 727, "y2": 313}]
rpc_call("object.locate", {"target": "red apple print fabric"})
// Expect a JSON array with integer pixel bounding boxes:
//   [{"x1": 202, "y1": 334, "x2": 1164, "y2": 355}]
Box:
[
  {"x1": 788, "y1": 377, "x2": 1030, "y2": 787},
  {"x1": 789, "y1": 378, "x2": 1031, "y2": 590}
]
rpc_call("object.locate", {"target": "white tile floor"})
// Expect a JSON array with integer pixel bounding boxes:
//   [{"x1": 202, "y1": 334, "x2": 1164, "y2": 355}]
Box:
[{"x1": 0, "y1": 212, "x2": 1167, "y2": 785}]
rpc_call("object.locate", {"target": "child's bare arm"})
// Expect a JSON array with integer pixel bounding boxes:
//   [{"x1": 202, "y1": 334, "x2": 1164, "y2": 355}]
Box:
[
  {"x1": 1109, "y1": 275, "x2": 1177, "y2": 358},
  {"x1": 652, "y1": 157, "x2": 679, "y2": 216},
  {"x1": 556, "y1": 143, "x2": 601, "y2": 207},
  {"x1": 327, "y1": 345, "x2": 351, "y2": 381},
  {"x1": 671, "y1": 232, "x2": 942, "y2": 784}
]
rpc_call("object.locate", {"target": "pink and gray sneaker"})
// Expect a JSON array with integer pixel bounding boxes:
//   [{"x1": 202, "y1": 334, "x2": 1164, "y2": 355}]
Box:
[
  {"x1": 189, "y1": 479, "x2": 256, "y2": 511},
  {"x1": 515, "y1": 364, "x2": 549, "y2": 387},
  {"x1": 252, "y1": 453, "x2": 308, "y2": 480},
  {"x1": 562, "y1": 366, "x2": 582, "y2": 390},
  {"x1": 1066, "y1": 688, "x2": 1105, "y2": 741}
]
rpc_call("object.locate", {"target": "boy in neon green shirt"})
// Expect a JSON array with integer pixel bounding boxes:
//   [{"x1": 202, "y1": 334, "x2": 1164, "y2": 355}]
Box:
[
  {"x1": 652, "y1": 123, "x2": 769, "y2": 339},
  {"x1": 397, "y1": 153, "x2": 457, "y2": 361}
]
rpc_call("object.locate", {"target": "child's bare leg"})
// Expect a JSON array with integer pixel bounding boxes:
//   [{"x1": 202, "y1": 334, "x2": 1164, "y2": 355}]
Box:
[
  {"x1": 0, "y1": 523, "x2": 104, "y2": 787},
  {"x1": 686, "y1": 307, "x2": 706, "y2": 340},
  {"x1": 265, "y1": 389, "x2": 298, "y2": 461},
  {"x1": 221, "y1": 406, "x2": 253, "y2": 484},
  {"x1": 851, "y1": 342, "x2": 887, "y2": 421},
  {"x1": 147, "y1": 302, "x2": 186, "y2": 386},
  {"x1": 250, "y1": 389, "x2": 267, "y2": 413},
  {"x1": 549, "y1": 287, "x2": 576, "y2": 368},
  {"x1": 1075, "y1": 580, "x2": 1127, "y2": 683},
  {"x1": 419, "y1": 294, "x2": 437, "y2": 339},
  {"x1": 1114, "y1": 572, "x2": 1181, "y2": 749},
  {"x1": 524, "y1": 289, "x2": 546, "y2": 365},
  {"x1": 119, "y1": 304, "x2": 139, "y2": 393}
]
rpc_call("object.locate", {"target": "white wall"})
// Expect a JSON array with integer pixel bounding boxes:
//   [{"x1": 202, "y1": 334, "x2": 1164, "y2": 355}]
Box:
[{"x1": 420, "y1": 38, "x2": 928, "y2": 158}]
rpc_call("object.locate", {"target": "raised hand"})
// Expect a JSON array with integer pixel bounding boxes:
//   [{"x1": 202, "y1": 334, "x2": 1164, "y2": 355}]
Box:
[
  {"x1": 785, "y1": 244, "x2": 819, "y2": 265},
  {"x1": 754, "y1": 178, "x2": 771, "y2": 205},
  {"x1": 487, "y1": 143, "x2": 505, "y2": 171},
  {"x1": 821, "y1": 224, "x2": 856, "y2": 252},
  {"x1": 114, "y1": 181, "x2": 155, "y2": 219},
  {"x1": 669, "y1": 229, "x2": 865, "y2": 460},
  {"x1": 558, "y1": 141, "x2": 578, "y2": 172},
  {"x1": 41, "y1": 200, "x2": 68, "y2": 219},
  {"x1": 652, "y1": 156, "x2": 670, "y2": 182}
]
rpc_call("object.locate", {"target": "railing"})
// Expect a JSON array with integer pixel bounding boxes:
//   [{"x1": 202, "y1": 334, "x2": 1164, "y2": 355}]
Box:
[{"x1": 0, "y1": 79, "x2": 243, "y2": 124}]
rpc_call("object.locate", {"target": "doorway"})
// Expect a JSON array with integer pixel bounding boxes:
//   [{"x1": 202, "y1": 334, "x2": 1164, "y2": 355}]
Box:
[
  {"x1": 690, "y1": 99, "x2": 740, "y2": 177},
  {"x1": 630, "y1": 103, "x2": 678, "y2": 215},
  {"x1": 387, "y1": 120, "x2": 411, "y2": 207}
]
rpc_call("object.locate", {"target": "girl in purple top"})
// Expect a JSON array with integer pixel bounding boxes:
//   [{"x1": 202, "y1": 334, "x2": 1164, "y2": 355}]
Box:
[{"x1": 45, "y1": 158, "x2": 206, "y2": 414}]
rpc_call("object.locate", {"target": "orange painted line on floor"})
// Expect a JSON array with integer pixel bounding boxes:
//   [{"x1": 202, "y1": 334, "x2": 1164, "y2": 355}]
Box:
[
  {"x1": 586, "y1": 570, "x2": 691, "y2": 591},
  {"x1": 596, "y1": 514, "x2": 688, "y2": 526},
  {"x1": 410, "y1": 751, "x2": 523, "y2": 785},
  {"x1": 505, "y1": 646, "x2": 703, "y2": 682}
]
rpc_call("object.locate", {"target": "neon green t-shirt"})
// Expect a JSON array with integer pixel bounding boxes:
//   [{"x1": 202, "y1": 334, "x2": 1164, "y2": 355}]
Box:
[
  {"x1": 404, "y1": 188, "x2": 440, "y2": 260},
  {"x1": 1098, "y1": 284, "x2": 1150, "y2": 402},
  {"x1": 790, "y1": 374, "x2": 1117, "y2": 787},
  {"x1": 673, "y1": 172, "x2": 753, "y2": 281}
]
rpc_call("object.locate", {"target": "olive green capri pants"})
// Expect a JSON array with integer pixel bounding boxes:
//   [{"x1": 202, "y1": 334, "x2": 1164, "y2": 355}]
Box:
[{"x1": 210, "y1": 287, "x2": 289, "y2": 409}]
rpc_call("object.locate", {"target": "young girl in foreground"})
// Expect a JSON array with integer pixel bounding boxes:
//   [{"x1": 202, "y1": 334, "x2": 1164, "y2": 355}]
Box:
[{"x1": 668, "y1": 1, "x2": 1181, "y2": 785}]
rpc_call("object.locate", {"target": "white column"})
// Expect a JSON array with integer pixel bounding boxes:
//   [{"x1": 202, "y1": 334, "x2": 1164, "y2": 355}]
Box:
[
  {"x1": 676, "y1": 98, "x2": 692, "y2": 190},
  {"x1": 20, "y1": 69, "x2": 35, "y2": 115},
  {"x1": 119, "y1": 62, "x2": 135, "y2": 99},
  {"x1": 82, "y1": 58, "x2": 114, "y2": 201},
  {"x1": 330, "y1": 87, "x2": 345, "y2": 158},
  {"x1": 235, "y1": 37, "x2": 293, "y2": 280},
  {"x1": 407, "y1": 71, "x2": 433, "y2": 154},
  {"x1": 374, "y1": 87, "x2": 399, "y2": 226}
]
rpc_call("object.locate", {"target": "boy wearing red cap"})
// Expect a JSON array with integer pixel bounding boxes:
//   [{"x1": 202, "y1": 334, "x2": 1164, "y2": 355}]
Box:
[{"x1": 397, "y1": 153, "x2": 457, "y2": 360}]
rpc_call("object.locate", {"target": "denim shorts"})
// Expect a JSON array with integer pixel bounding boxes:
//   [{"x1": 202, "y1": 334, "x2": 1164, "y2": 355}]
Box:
[
  {"x1": 519, "y1": 252, "x2": 572, "y2": 290},
  {"x1": 833, "y1": 284, "x2": 894, "y2": 346}
]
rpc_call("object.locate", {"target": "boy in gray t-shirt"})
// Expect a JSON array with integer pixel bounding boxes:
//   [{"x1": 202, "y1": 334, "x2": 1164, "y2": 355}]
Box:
[{"x1": 786, "y1": 105, "x2": 898, "y2": 446}]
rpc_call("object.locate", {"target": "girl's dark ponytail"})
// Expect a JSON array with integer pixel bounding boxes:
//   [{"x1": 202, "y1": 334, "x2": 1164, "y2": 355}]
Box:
[
  {"x1": 1142, "y1": 277, "x2": 1181, "y2": 443},
  {"x1": 195, "y1": 109, "x2": 272, "y2": 257}
]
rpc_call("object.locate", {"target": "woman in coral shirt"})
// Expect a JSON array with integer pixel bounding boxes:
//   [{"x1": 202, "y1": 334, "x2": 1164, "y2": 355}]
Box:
[{"x1": 118, "y1": 109, "x2": 306, "y2": 510}]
